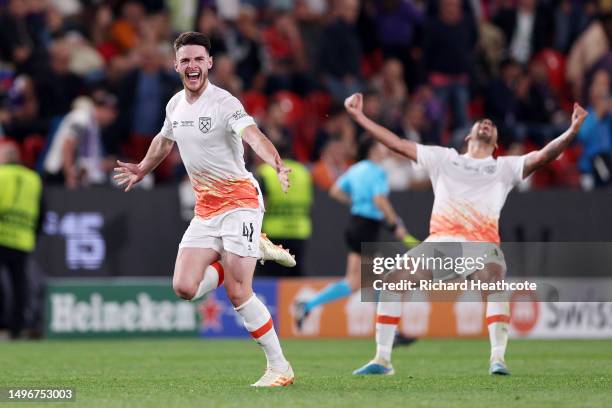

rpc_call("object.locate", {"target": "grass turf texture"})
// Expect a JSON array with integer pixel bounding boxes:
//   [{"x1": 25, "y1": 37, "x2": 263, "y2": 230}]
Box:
[{"x1": 1, "y1": 339, "x2": 610, "y2": 408}]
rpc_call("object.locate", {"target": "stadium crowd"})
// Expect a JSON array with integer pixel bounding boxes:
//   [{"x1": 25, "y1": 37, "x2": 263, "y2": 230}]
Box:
[{"x1": 0, "y1": 0, "x2": 611, "y2": 190}]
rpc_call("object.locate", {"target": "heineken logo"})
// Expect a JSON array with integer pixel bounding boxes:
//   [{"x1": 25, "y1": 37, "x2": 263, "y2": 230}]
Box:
[{"x1": 49, "y1": 293, "x2": 197, "y2": 333}]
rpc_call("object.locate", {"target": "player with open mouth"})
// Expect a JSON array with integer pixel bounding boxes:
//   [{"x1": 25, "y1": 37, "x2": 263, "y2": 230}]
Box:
[
  {"x1": 343, "y1": 92, "x2": 588, "y2": 377},
  {"x1": 114, "y1": 32, "x2": 295, "y2": 387}
]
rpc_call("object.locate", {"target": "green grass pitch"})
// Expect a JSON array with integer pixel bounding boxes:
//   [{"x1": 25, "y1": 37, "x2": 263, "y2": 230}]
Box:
[{"x1": 1, "y1": 338, "x2": 611, "y2": 407}]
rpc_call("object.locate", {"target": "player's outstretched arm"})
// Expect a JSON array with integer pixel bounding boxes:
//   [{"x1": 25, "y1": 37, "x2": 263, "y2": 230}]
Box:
[
  {"x1": 522, "y1": 103, "x2": 588, "y2": 179},
  {"x1": 242, "y1": 125, "x2": 291, "y2": 192},
  {"x1": 113, "y1": 134, "x2": 174, "y2": 192},
  {"x1": 344, "y1": 93, "x2": 417, "y2": 161}
]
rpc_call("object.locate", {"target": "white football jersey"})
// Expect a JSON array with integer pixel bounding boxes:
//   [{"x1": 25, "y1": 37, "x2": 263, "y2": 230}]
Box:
[
  {"x1": 160, "y1": 83, "x2": 259, "y2": 219},
  {"x1": 416, "y1": 144, "x2": 526, "y2": 243}
]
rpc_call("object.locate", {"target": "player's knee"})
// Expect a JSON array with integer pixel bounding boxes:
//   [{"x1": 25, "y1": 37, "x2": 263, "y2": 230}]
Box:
[
  {"x1": 173, "y1": 280, "x2": 196, "y2": 300},
  {"x1": 226, "y1": 285, "x2": 250, "y2": 307}
]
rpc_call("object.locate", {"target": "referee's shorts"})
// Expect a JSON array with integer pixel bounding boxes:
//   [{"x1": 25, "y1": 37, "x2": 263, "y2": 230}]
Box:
[{"x1": 344, "y1": 215, "x2": 383, "y2": 255}]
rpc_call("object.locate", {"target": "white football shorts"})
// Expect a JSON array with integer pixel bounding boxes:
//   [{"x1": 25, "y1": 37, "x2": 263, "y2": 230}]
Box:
[
  {"x1": 179, "y1": 208, "x2": 263, "y2": 258},
  {"x1": 404, "y1": 235, "x2": 506, "y2": 281}
]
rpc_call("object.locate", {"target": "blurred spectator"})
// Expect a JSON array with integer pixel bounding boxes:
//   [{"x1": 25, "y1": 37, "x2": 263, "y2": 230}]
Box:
[
  {"x1": 554, "y1": 0, "x2": 598, "y2": 53},
  {"x1": 424, "y1": 0, "x2": 477, "y2": 136},
  {"x1": 371, "y1": 59, "x2": 408, "y2": 126},
  {"x1": 34, "y1": 39, "x2": 84, "y2": 121},
  {"x1": 380, "y1": 150, "x2": 429, "y2": 191},
  {"x1": 225, "y1": 5, "x2": 264, "y2": 89},
  {"x1": 373, "y1": 0, "x2": 424, "y2": 89},
  {"x1": 0, "y1": 0, "x2": 605, "y2": 190},
  {"x1": 116, "y1": 43, "x2": 179, "y2": 158},
  {"x1": 0, "y1": 75, "x2": 46, "y2": 142},
  {"x1": 311, "y1": 109, "x2": 354, "y2": 189},
  {"x1": 263, "y1": 12, "x2": 311, "y2": 95},
  {"x1": 197, "y1": 7, "x2": 228, "y2": 56},
  {"x1": 566, "y1": 12, "x2": 612, "y2": 102},
  {"x1": 311, "y1": 136, "x2": 352, "y2": 190},
  {"x1": 411, "y1": 85, "x2": 445, "y2": 145},
  {"x1": 361, "y1": 90, "x2": 383, "y2": 123},
  {"x1": 50, "y1": 0, "x2": 82, "y2": 18},
  {"x1": 492, "y1": 0, "x2": 554, "y2": 65},
  {"x1": 109, "y1": 0, "x2": 146, "y2": 53},
  {"x1": 167, "y1": 0, "x2": 198, "y2": 33},
  {"x1": 379, "y1": 100, "x2": 431, "y2": 191},
  {"x1": 63, "y1": 32, "x2": 105, "y2": 82},
  {"x1": 0, "y1": 0, "x2": 47, "y2": 75},
  {"x1": 578, "y1": 69, "x2": 612, "y2": 189},
  {"x1": 398, "y1": 100, "x2": 434, "y2": 143},
  {"x1": 516, "y1": 59, "x2": 568, "y2": 145},
  {"x1": 319, "y1": 0, "x2": 363, "y2": 101},
  {"x1": 42, "y1": 90, "x2": 117, "y2": 188},
  {"x1": 484, "y1": 58, "x2": 523, "y2": 145},
  {"x1": 294, "y1": 0, "x2": 327, "y2": 75},
  {"x1": 210, "y1": 54, "x2": 242, "y2": 96},
  {"x1": 90, "y1": 4, "x2": 118, "y2": 62},
  {"x1": 262, "y1": 100, "x2": 292, "y2": 148},
  {"x1": 0, "y1": 140, "x2": 43, "y2": 339}
]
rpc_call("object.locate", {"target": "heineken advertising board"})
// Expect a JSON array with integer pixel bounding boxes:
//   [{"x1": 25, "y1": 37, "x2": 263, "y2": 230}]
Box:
[
  {"x1": 46, "y1": 279, "x2": 197, "y2": 338},
  {"x1": 45, "y1": 279, "x2": 279, "y2": 338}
]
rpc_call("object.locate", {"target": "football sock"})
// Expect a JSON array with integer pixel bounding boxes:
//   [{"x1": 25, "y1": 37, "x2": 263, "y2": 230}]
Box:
[
  {"x1": 190, "y1": 262, "x2": 224, "y2": 301},
  {"x1": 304, "y1": 280, "x2": 352, "y2": 312},
  {"x1": 235, "y1": 294, "x2": 289, "y2": 371},
  {"x1": 375, "y1": 291, "x2": 403, "y2": 363},
  {"x1": 486, "y1": 292, "x2": 510, "y2": 362}
]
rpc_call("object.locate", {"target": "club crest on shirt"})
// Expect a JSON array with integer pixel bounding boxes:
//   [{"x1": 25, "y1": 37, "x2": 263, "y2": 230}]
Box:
[
  {"x1": 483, "y1": 165, "x2": 497, "y2": 175},
  {"x1": 199, "y1": 117, "x2": 212, "y2": 133}
]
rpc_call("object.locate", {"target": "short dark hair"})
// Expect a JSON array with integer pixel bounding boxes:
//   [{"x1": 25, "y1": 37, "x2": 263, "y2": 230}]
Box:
[
  {"x1": 357, "y1": 136, "x2": 376, "y2": 162},
  {"x1": 173, "y1": 31, "x2": 211, "y2": 54}
]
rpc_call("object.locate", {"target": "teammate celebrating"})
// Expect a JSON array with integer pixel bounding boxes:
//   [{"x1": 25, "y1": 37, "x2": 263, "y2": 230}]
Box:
[
  {"x1": 294, "y1": 138, "x2": 417, "y2": 329},
  {"x1": 114, "y1": 32, "x2": 294, "y2": 387},
  {"x1": 343, "y1": 93, "x2": 588, "y2": 376}
]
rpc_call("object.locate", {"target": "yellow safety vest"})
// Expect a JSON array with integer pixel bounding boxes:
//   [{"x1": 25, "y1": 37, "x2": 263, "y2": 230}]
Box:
[
  {"x1": 0, "y1": 164, "x2": 42, "y2": 252},
  {"x1": 258, "y1": 160, "x2": 313, "y2": 239}
]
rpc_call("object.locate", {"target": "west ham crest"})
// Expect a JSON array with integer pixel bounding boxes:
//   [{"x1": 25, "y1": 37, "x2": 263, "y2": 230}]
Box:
[{"x1": 199, "y1": 117, "x2": 212, "y2": 133}]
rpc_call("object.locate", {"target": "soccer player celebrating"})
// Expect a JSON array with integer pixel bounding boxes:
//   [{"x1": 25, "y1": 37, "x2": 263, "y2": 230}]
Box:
[
  {"x1": 293, "y1": 138, "x2": 418, "y2": 329},
  {"x1": 114, "y1": 32, "x2": 294, "y2": 387},
  {"x1": 343, "y1": 93, "x2": 588, "y2": 376}
]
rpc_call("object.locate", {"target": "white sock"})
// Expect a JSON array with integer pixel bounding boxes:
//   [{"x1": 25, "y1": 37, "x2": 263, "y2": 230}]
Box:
[
  {"x1": 486, "y1": 292, "x2": 510, "y2": 362},
  {"x1": 190, "y1": 262, "x2": 224, "y2": 301},
  {"x1": 375, "y1": 291, "x2": 403, "y2": 363},
  {"x1": 235, "y1": 294, "x2": 288, "y2": 371}
]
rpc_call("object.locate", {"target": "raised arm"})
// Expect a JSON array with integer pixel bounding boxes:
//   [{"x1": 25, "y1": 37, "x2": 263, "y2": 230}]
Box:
[
  {"x1": 344, "y1": 93, "x2": 418, "y2": 161},
  {"x1": 522, "y1": 103, "x2": 588, "y2": 179},
  {"x1": 242, "y1": 124, "x2": 291, "y2": 192},
  {"x1": 113, "y1": 134, "x2": 174, "y2": 192}
]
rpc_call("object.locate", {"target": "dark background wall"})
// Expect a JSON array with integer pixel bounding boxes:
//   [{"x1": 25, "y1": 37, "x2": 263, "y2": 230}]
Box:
[{"x1": 34, "y1": 187, "x2": 612, "y2": 278}]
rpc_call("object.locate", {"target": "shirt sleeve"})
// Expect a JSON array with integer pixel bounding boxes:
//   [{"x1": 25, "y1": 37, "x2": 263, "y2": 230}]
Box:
[
  {"x1": 159, "y1": 99, "x2": 175, "y2": 141},
  {"x1": 416, "y1": 144, "x2": 450, "y2": 172},
  {"x1": 499, "y1": 155, "x2": 526, "y2": 186},
  {"x1": 222, "y1": 96, "x2": 256, "y2": 136}
]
